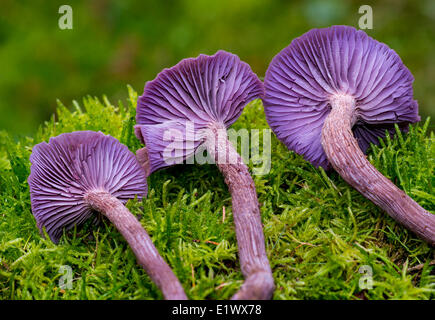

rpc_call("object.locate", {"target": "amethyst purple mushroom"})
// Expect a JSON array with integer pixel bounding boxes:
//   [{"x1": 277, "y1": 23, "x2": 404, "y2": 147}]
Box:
[
  {"x1": 28, "y1": 131, "x2": 187, "y2": 299},
  {"x1": 135, "y1": 50, "x2": 275, "y2": 299},
  {"x1": 26, "y1": 25, "x2": 434, "y2": 303},
  {"x1": 263, "y1": 25, "x2": 435, "y2": 245}
]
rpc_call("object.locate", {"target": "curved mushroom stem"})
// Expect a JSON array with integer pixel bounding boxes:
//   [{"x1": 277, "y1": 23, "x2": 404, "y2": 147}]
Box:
[
  {"x1": 84, "y1": 190, "x2": 188, "y2": 300},
  {"x1": 321, "y1": 95, "x2": 435, "y2": 245},
  {"x1": 205, "y1": 123, "x2": 275, "y2": 300}
]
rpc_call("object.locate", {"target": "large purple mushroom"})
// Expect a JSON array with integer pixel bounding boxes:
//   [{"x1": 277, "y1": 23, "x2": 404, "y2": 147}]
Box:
[
  {"x1": 264, "y1": 25, "x2": 435, "y2": 245},
  {"x1": 28, "y1": 131, "x2": 187, "y2": 299},
  {"x1": 135, "y1": 50, "x2": 275, "y2": 299}
]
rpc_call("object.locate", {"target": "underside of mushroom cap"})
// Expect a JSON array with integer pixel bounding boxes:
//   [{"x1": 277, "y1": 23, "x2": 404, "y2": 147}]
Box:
[
  {"x1": 28, "y1": 131, "x2": 147, "y2": 243},
  {"x1": 135, "y1": 50, "x2": 264, "y2": 174},
  {"x1": 263, "y1": 25, "x2": 420, "y2": 169}
]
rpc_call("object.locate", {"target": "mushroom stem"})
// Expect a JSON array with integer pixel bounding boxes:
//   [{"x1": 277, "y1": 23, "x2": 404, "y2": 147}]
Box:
[
  {"x1": 205, "y1": 124, "x2": 275, "y2": 300},
  {"x1": 84, "y1": 190, "x2": 188, "y2": 300},
  {"x1": 321, "y1": 95, "x2": 435, "y2": 245}
]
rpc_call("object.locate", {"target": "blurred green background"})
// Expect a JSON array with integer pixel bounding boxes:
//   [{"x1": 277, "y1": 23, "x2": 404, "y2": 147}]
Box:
[{"x1": 1, "y1": 0, "x2": 434, "y2": 136}]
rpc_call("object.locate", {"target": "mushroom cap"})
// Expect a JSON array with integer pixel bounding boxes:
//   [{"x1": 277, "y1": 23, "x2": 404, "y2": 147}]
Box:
[
  {"x1": 263, "y1": 25, "x2": 420, "y2": 169},
  {"x1": 135, "y1": 50, "x2": 264, "y2": 174},
  {"x1": 28, "y1": 131, "x2": 147, "y2": 243}
]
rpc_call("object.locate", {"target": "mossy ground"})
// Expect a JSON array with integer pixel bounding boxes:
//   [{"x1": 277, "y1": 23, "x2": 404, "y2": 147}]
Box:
[{"x1": 0, "y1": 87, "x2": 434, "y2": 300}]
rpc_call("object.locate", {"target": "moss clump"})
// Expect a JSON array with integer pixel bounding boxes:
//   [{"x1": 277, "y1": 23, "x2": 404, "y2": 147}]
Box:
[{"x1": 0, "y1": 87, "x2": 433, "y2": 300}]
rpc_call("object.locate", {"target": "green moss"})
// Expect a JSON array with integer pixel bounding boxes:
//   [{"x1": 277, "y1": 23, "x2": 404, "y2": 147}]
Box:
[{"x1": 0, "y1": 87, "x2": 433, "y2": 300}]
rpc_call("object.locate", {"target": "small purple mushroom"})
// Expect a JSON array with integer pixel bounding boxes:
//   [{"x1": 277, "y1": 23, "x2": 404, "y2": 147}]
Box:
[
  {"x1": 28, "y1": 131, "x2": 187, "y2": 299},
  {"x1": 264, "y1": 25, "x2": 435, "y2": 245},
  {"x1": 135, "y1": 50, "x2": 275, "y2": 299}
]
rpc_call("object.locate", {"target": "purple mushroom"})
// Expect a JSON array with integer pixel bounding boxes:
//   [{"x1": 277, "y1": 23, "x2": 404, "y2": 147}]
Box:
[
  {"x1": 135, "y1": 50, "x2": 275, "y2": 299},
  {"x1": 264, "y1": 25, "x2": 435, "y2": 245},
  {"x1": 28, "y1": 131, "x2": 187, "y2": 299}
]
